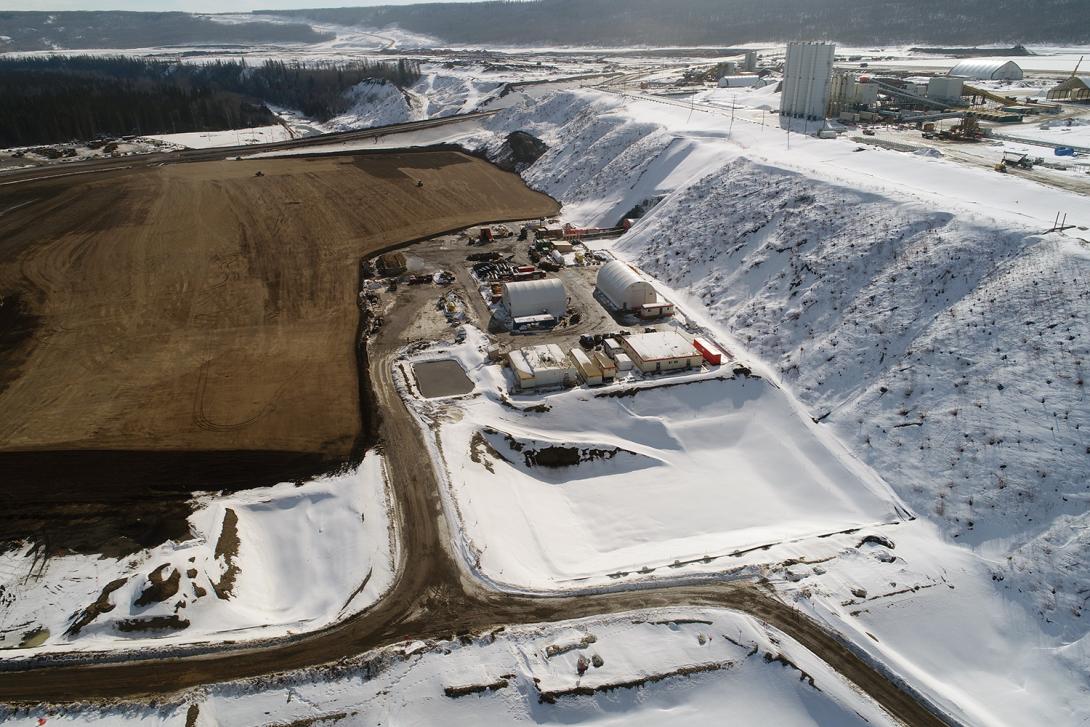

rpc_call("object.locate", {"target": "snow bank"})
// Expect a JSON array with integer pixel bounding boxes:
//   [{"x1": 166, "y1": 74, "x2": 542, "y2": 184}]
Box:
[{"x1": 0, "y1": 452, "x2": 395, "y2": 656}]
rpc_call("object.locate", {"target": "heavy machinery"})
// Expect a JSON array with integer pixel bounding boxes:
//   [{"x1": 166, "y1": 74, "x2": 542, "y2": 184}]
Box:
[
  {"x1": 995, "y1": 152, "x2": 1043, "y2": 173},
  {"x1": 938, "y1": 114, "x2": 984, "y2": 142}
]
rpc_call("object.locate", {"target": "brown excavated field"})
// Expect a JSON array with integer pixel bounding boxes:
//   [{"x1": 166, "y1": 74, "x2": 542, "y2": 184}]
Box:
[{"x1": 0, "y1": 150, "x2": 558, "y2": 550}]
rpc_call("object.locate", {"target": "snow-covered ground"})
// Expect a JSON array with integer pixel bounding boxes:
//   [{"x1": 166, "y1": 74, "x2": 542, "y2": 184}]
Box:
[
  {"x1": 1, "y1": 607, "x2": 898, "y2": 727},
  {"x1": 0, "y1": 453, "x2": 395, "y2": 656},
  {"x1": 454, "y1": 86, "x2": 1090, "y2": 724},
  {"x1": 995, "y1": 118, "x2": 1090, "y2": 149},
  {"x1": 144, "y1": 124, "x2": 294, "y2": 149},
  {"x1": 401, "y1": 329, "x2": 906, "y2": 590}
]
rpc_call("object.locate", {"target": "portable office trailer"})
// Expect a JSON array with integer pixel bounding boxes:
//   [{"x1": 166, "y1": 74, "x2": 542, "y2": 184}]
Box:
[{"x1": 569, "y1": 348, "x2": 603, "y2": 386}]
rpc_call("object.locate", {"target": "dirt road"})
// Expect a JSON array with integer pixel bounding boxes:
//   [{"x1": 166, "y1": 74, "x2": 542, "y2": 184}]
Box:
[{"x1": 0, "y1": 283, "x2": 951, "y2": 727}]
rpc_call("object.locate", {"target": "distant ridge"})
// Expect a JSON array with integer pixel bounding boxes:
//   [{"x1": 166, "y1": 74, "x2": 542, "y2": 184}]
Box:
[
  {"x1": 0, "y1": 11, "x2": 331, "y2": 52},
  {"x1": 263, "y1": 0, "x2": 1090, "y2": 46}
]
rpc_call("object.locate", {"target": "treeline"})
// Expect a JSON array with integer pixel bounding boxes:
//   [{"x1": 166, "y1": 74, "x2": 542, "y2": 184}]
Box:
[
  {"x1": 0, "y1": 56, "x2": 422, "y2": 147},
  {"x1": 0, "y1": 11, "x2": 332, "y2": 52},
  {"x1": 265, "y1": 0, "x2": 1090, "y2": 46}
]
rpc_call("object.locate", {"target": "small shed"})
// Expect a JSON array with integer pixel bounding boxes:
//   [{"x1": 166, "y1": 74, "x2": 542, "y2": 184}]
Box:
[
  {"x1": 597, "y1": 260, "x2": 658, "y2": 311},
  {"x1": 502, "y1": 278, "x2": 567, "y2": 319},
  {"x1": 948, "y1": 60, "x2": 1023, "y2": 81},
  {"x1": 614, "y1": 353, "x2": 634, "y2": 372}
]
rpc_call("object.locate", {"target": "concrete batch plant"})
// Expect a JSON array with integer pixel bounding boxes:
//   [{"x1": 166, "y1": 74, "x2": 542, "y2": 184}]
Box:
[
  {"x1": 596, "y1": 260, "x2": 658, "y2": 311},
  {"x1": 781, "y1": 41, "x2": 835, "y2": 122},
  {"x1": 501, "y1": 278, "x2": 567, "y2": 321}
]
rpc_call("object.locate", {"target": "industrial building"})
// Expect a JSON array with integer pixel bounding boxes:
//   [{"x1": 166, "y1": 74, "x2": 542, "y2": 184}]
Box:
[
  {"x1": 782, "y1": 42, "x2": 835, "y2": 121},
  {"x1": 596, "y1": 260, "x2": 658, "y2": 311},
  {"x1": 507, "y1": 344, "x2": 575, "y2": 391},
  {"x1": 718, "y1": 75, "x2": 768, "y2": 89},
  {"x1": 1047, "y1": 76, "x2": 1090, "y2": 103},
  {"x1": 947, "y1": 60, "x2": 1023, "y2": 81},
  {"x1": 743, "y1": 50, "x2": 758, "y2": 72},
  {"x1": 827, "y1": 72, "x2": 879, "y2": 116},
  {"x1": 619, "y1": 331, "x2": 703, "y2": 374},
  {"x1": 927, "y1": 76, "x2": 965, "y2": 103},
  {"x1": 501, "y1": 278, "x2": 567, "y2": 321}
]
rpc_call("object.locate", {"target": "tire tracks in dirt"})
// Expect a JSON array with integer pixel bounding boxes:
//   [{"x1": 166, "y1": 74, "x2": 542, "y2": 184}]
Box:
[{"x1": 0, "y1": 286, "x2": 952, "y2": 727}]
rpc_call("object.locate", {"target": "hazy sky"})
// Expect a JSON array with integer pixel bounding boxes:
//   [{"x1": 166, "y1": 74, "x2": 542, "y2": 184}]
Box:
[{"x1": 0, "y1": 0, "x2": 457, "y2": 10}]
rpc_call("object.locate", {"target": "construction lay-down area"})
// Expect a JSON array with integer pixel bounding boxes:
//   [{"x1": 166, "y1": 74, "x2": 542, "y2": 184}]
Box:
[
  {"x1": 0, "y1": 150, "x2": 559, "y2": 555},
  {"x1": 378, "y1": 221, "x2": 908, "y2": 590}
]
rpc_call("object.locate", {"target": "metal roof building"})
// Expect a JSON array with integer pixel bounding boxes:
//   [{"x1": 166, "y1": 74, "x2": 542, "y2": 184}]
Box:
[
  {"x1": 501, "y1": 278, "x2": 566, "y2": 319},
  {"x1": 596, "y1": 260, "x2": 657, "y2": 311},
  {"x1": 1047, "y1": 76, "x2": 1090, "y2": 103},
  {"x1": 948, "y1": 60, "x2": 1023, "y2": 80},
  {"x1": 507, "y1": 344, "x2": 574, "y2": 391},
  {"x1": 619, "y1": 331, "x2": 703, "y2": 374}
]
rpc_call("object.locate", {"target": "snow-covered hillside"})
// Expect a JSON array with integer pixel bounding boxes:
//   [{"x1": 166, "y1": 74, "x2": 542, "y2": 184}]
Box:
[
  {"x1": 324, "y1": 72, "x2": 505, "y2": 131},
  {"x1": 477, "y1": 87, "x2": 1090, "y2": 724},
  {"x1": 0, "y1": 453, "x2": 395, "y2": 656}
]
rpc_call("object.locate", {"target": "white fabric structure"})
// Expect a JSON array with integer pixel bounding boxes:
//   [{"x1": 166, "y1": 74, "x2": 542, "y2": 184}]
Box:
[
  {"x1": 596, "y1": 260, "x2": 657, "y2": 310},
  {"x1": 501, "y1": 279, "x2": 566, "y2": 318},
  {"x1": 948, "y1": 60, "x2": 1023, "y2": 81}
]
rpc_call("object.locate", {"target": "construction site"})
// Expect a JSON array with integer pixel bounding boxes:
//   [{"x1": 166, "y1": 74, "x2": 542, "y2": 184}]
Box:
[{"x1": 361, "y1": 218, "x2": 728, "y2": 404}]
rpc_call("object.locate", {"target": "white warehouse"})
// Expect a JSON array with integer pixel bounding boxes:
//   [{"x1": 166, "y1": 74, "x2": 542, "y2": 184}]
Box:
[
  {"x1": 507, "y1": 344, "x2": 575, "y2": 391},
  {"x1": 948, "y1": 60, "x2": 1023, "y2": 81},
  {"x1": 501, "y1": 278, "x2": 567, "y2": 319},
  {"x1": 782, "y1": 41, "x2": 835, "y2": 121},
  {"x1": 596, "y1": 260, "x2": 658, "y2": 310}
]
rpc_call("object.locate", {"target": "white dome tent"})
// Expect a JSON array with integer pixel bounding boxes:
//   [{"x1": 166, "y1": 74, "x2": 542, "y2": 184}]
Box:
[
  {"x1": 948, "y1": 60, "x2": 1023, "y2": 81},
  {"x1": 596, "y1": 260, "x2": 658, "y2": 310},
  {"x1": 501, "y1": 278, "x2": 567, "y2": 319}
]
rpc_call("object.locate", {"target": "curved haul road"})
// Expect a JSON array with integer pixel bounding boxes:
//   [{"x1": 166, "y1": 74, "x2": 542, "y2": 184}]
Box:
[{"x1": 0, "y1": 210, "x2": 949, "y2": 727}]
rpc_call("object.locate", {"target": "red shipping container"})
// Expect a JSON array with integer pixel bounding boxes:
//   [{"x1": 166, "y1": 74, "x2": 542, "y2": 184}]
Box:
[{"x1": 692, "y1": 337, "x2": 723, "y2": 365}]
